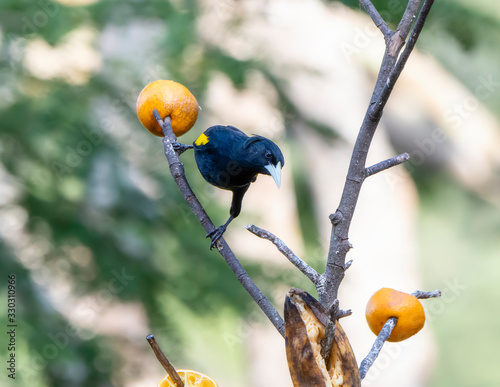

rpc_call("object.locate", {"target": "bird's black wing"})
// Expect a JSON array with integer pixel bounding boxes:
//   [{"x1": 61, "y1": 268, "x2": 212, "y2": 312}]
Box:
[{"x1": 207, "y1": 125, "x2": 251, "y2": 159}]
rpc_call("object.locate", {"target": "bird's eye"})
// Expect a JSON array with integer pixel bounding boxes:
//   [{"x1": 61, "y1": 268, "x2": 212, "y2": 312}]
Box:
[{"x1": 265, "y1": 150, "x2": 273, "y2": 160}]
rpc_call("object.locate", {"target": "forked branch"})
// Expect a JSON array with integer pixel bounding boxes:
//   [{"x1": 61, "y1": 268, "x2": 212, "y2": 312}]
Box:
[
  {"x1": 321, "y1": 0, "x2": 435, "y2": 305},
  {"x1": 359, "y1": 0, "x2": 391, "y2": 37}
]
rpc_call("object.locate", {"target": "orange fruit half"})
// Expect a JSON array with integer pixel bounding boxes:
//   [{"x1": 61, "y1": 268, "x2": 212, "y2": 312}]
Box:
[
  {"x1": 365, "y1": 288, "x2": 425, "y2": 342},
  {"x1": 136, "y1": 80, "x2": 199, "y2": 137},
  {"x1": 157, "y1": 369, "x2": 218, "y2": 387}
]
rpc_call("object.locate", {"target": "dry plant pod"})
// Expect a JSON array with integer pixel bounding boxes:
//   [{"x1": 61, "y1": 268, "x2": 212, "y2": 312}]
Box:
[{"x1": 284, "y1": 289, "x2": 360, "y2": 387}]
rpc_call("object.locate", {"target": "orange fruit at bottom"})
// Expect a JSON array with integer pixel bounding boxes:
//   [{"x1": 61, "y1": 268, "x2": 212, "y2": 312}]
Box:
[
  {"x1": 136, "y1": 80, "x2": 199, "y2": 137},
  {"x1": 157, "y1": 369, "x2": 219, "y2": 387},
  {"x1": 365, "y1": 288, "x2": 425, "y2": 342}
]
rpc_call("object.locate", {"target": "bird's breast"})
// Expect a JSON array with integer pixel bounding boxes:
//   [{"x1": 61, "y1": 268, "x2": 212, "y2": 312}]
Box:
[{"x1": 194, "y1": 148, "x2": 258, "y2": 190}]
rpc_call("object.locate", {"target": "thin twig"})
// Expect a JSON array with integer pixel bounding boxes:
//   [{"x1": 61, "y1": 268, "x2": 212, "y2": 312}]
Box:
[
  {"x1": 146, "y1": 334, "x2": 184, "y2": 387},
  {"x1": 153, "y1": 110, "x2": 285, "y2": 337},
  {"x1": 396, "y1": 0, "x2": 424, "y2": 41},
  {"x1": 246, "y1": 224, "x2": 320, "y2": 284},
  {"x1": 359, "y1": 317, "x2": 398, "y2": 380},
  {"x1": 359, "y1": 0, "x2": 392, "y2": 37},
  {"x1": 412, "y1": 289, "x2": 442, "y2": 299},
  {"x1": 337, "y1": 308, "x2": 352, "y2": 319},
  {"x1": 365, "y1": 153, "x2": 410, "y2": 177}
]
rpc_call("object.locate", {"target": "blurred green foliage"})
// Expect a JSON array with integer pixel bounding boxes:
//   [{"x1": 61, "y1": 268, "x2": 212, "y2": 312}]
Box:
[
  {"x1": 0, "y1": 1, "x2": 316, "y2": 386},
  {"x1": 1, "y1": 0, "x2": 499, "y2": 386},
  {"x1": 418, "y1": 177, "x2": 500, "y2": 386}
]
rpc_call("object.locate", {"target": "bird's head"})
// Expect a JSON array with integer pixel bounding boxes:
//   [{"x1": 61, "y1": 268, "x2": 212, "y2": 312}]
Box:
[{"x1": 244, "y1": 136, "x2": 285, "y2": 188}]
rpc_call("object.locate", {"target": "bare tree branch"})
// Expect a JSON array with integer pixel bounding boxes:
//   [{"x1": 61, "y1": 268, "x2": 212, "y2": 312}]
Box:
[
  {"x1": 378, "y1": 0, "x2": 435, "y2": 109},
  {"x1": 371, "y1": 0, "x2": 424, "y2": 110},
  {"x1": 321, "y1": 0, "x2": 435, "y2": 306},
  {"x1": 365, "y1": 153, "x2": 410, "y2": 177},
  {"x1": 358, "y1": 317, "x2": 397, "y2": 380},
  {"x1": 359, "y1": 0, "x2": 392, "y2": 37},
  {"x1": 246, "y1": 224, "x2": 320, "y2": 285},
  {"x1": 153, "y1": 110, "x2": 285, "y2": 337}
]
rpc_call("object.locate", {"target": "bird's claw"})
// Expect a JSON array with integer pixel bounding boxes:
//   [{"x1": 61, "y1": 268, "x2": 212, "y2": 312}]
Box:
[
  {"x1": 172, "y1": 142, "x2": 194, "y2": 155},
  {"x1": 206, "y1": 225, "x2": 227, "y2": 250}
]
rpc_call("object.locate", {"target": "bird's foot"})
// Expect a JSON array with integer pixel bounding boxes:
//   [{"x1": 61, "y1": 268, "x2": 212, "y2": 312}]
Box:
[
  {"x1": 172, "y1": 142, "x2": 194, "y2": 155},
  {"x1": 206, "y1": 225, "x2": 227, "y2": 250}
]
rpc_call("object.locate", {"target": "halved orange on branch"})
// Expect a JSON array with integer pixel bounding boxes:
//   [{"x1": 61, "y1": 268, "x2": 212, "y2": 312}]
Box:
[
  {"x1": 365, "y1": 288, "x2": 425, "y2": 342},
  {"x1": 157, "y1": 369, "x2": 218, "y2": 387},
  {"x1": 136, "y1": 80, "x2": 199, "y2": 137}
]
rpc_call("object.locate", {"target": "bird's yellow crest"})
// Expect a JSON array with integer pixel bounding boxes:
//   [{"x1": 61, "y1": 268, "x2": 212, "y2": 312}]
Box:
[{"x1": 195, "y1": 133, "x2": 209, "y2": 146}]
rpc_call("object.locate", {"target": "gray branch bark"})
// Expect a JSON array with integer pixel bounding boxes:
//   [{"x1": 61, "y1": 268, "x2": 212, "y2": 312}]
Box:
[{"x1": 246, "y1": 224, "x2": 321, "y2": 284}]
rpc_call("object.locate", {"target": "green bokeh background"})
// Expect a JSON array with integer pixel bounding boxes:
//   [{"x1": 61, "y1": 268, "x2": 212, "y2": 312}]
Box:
[{"x1": 0, "y1": 0, "x2": 499, "y2": 386}]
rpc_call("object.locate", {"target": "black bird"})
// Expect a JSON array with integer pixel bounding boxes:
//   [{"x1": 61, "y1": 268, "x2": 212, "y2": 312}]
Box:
[{"x1": 193, "y1": 125, "x2": 284, "y2": 249}]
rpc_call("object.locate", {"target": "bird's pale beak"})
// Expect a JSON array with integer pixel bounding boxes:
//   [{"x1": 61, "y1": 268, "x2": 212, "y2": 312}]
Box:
[{"x1": 265, "y1": 161, "x2": 282, "y2": 189}]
